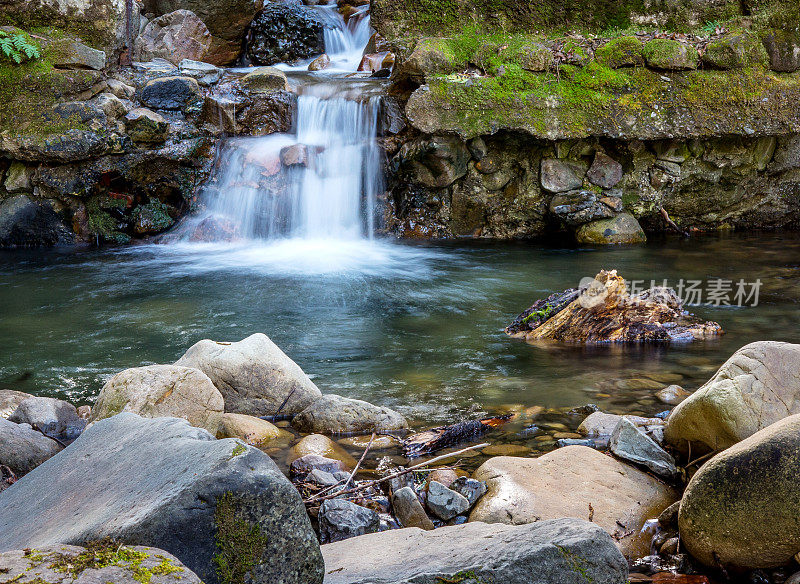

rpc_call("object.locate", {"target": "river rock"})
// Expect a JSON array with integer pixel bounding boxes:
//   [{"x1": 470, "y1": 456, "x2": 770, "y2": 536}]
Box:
[
  {"x1": 8, "y1": 396, "x2": 85, "y2": 441},
  {"x1": 762, "y1": 29, "x2": 800, "y2": 73},
  {"x1": 134, "y1": 9, "x2": 211, "y2": 64},
  {"x1": 125, "y1": 108, "x2": 170, "y2": 143},
  {"x1": 321, "y1": 518, "x2": 629, "y2": 584},
  {"x1": 93, "y1": 92, "x2": 128, "y2": 120},
  {"x1": 679, "y1": 414, "x2": 800, "y2": 569},
  {"x1": 290, "y1": 453, "x2": 349, "y2": 477},
  {"x1": 0, "y1": 544, "x2": 201, "y2": 584},
  {"x1": 0, "y1": 195, "x2": 71, "y2": 248},
  {"x1": 217, "y1": 412, "x2": 290, "y2": 445},
  {"x1": 0, "y1": 413, "x2": 324, "y2": 584},
  {"x1": 308, "y1": 54, "x2": 331, "y2": 71},
  {"x1": 141, "y1": 76, "x2": 203, "y2": 111},
  {"x1": 338, "y1": 434, "x2": 399, "y2": 449},
  {"x1": 245, "y1": 0, "x2": 325, "y2": 65},
  {"x1": 0, "y1": 390, "x2": 32, "y2": 419},
  {"x1": 174, "y1": 333, "x2": 322, "y2": 416},
  {"x1": 586, "y1": 152, "x2": 623, "y2": 188},
  {"x1": 540, "y1": 158, "x2": 588, "y2": 192},
  {"x1": 47, "y1": 38, "x2": 106, "y2": 70},
  {"x1": 609, "y1": 417, "x2": 677, "y2": 478},
  {"x1": 90, "y1": 365, "x2": 224, "y2": 434},
  {"x1": 579, "y1": 412, "x2": 665, "y2": 439},
  {"x1": 425, "y1": 468, "x2": 458, "y2": 489},
  {"x1": 656, "y1": 384, "x2": 691, "y2": 405},
  {"x1": 178, "y1": 59, "x2": 222, "y2": 85},
  {"x1": 0, "y1": 417, "x2": 62, "y2": 477},
  {"x1": 665, "y1": 341, "x2": 800, "y2": 453},
  {"x1": 319, "y1": 499, "x2": 380, "y2": 544},
  {"x1": 107, "y1": 78, "x2": 137, "y2": 100},
  {"x1": 288, "y1": 434, "x2": 357, "y2": 468},
  {"x1": 426, "y1": 480, "x2": 470, "y2": 520},
  {"x1": 242, "y1": 67, "x2": 290, "y2": 93},
  {"x1": 575, "y1": 213, "x2": 647, "y2": 244},
  {"x1": 307, "y1": 468, "x2": 339, "y2": 486},
  {"x1": 450, "y1": 476, "x2": 487, "y2": 507},
  {"x1": 391, "y1": 486, "x2": 435, "y2": 530},
  {"x1": 292, "y1": 394, "x2": 408, "y2": 434},
  {"x1": 469, "y1": 446, "x2": 677, "y2": 559}
]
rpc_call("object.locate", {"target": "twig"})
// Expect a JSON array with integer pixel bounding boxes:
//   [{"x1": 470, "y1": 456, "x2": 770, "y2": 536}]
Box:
[
  {"x1": 305, "y1": 442, "x2": 489, "y2": 503},
  {"x1": 272, "y1": 388, "x2": 296, "y2": 419},
  {"x1": 310, "y1": 432, "x2": 376, "y2": 501},
  {"x1": 685, "y1": 449, "x2": 716, "y2": 469},
  {"x1": 659, "y1": 207, "x2": 689, "y2": 237}
]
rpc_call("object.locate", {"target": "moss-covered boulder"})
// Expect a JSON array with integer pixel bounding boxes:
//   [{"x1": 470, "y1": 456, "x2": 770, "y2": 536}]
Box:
[
  {"x1": 679, "y1": 414, "x2": 800, "y2": 569},
  {"x1": 44, "y1": 38, "x2": 106, "y2": 70},
  {"x1": 761, "y1": 28, "x2": 800, "y2": 72},
  {"x1": 575, "y1": 213, "x2": 646, "y2": 244},
  {"x1": 701, "y1": 33, "x2": 768, "y2": 69},
  {"x1": 0, "y1": 413, "x2": 324, "y2": 584},
  {"x1": 642, "y1": 39, "x2": 699, "y2": 70},
  {"x1": 241, "y1": 66, "x2": 290, "y2": 93},
  {"x1": 125, "y1": 108, "x2": 169, "y2": 143},
  {"x1": 594, "y1": 36, "x2": 643, "y2": 68}
]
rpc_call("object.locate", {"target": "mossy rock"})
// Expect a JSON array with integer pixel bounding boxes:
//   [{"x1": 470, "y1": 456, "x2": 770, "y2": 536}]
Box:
[
  {"x1": 761, "y1": 28, "x2": 800, "y2": 72},
  {"x1": 701, "y1": 33, "x2": 768, "y2": 70},
  {"x1": 575, "y1": 213, "x2": 646, "y2": 244},
  {"x1": 594, "y1": 36, "x2": 643, "y2": 68},
  {"x1": 642, "y1": 39, "x2": 698, "y2": 70}
]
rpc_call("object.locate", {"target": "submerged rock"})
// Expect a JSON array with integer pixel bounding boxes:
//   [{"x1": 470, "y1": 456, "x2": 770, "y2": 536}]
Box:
[
  {"x1": 0, "y1": 544, "x2": 201, "y2": 584},
  {"x1": 656, "y1": 384, "x2": 691, "y2": 405},
  {"x1": 505, "y1": 270, "x2": 722, "y2": 343},
  {"x1": 0, "y1": 417, "x2": 62, "y2": 477},
  {"x1": 665, "y1": 341, "x2": 800, "y2": 453},
  {"x1": 319, "y1": 499, "x2": 381, "y2": 544},
  {"x1": 292, "y1": 394, "x2": 408, "y2": 434},
  {"x1": 321, "y1": 518, "x2": 629, "y2": 584},
  {"x1": 679, "y1": 414, "x2": 800, "y2": 569},
  {"x1": 469, "y1": 446, "x2": 677, "y2": 559},
  {"x1": 0, "y1": 413, "x2": 324, "y2": 584},
  {"x1": 90, "y1": 365, "x2": 224, "y2": 434},
  {"x1": 174, "y1": 333, "x2": 322, "y2": 416}
]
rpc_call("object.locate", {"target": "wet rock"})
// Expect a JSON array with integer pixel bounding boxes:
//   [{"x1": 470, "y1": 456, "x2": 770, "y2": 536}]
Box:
[
  {"x1": 338, "y1": 434, "x2": 399, "y2": 450},
  {"x1": 47, "y1": 38, "x2": 106, "y2": 70},
  {"x1": 391, "y1": 486, "x2": 435, "y2": 530},
  {"x1": 92, "y1": 92, "x2": 129, "y2": 120},
  {"x1": 288, "y1": 434, "x2": 357, "y2": 469},
  {"x1": 132, "y1": 200, "x2": 175, "y2": 235},
  {"x1": 0, "y1": 417, "x2": 62, "y2": 476},
  {"x1": 245, "y1": 0, "x2": 325, "y2": 65},
  {"x1": 364, "y1": 32, "x2": 389, "y2": 55},
  {"x1": 762, "y1": 29, "x2": 800, "y2": 73},
  {"x1": 89, "y1": 365, "x2": 223, "y2": 435},
  {"x1": 0, "y1": 413, "x2": 324, "y2": 584},
  {"x1": 280, "y1": 144, "x2": 309, "y2": 167},
  {"x1": 201, "y1": 94, "x2": 238, "y2": 132},
  {"x1": 540, "y1": 158, "x2": 588, "y2": 192},
  {"x1": 426, "y1": 480, "x2": 470, "y2": 520},
  {"x1": 132, "y1": 58, "x2": 180, "y2": 75},
  {"x1": 134, "y1": 9, "x2": 211, "y2": 64},
  {"x1": 107, "y1": 78, "x2": 137, "y2": 100},
  {"x1": 358, "y1": 52, "x2": 394, "y2": 73},
  {"x1": 0, "y1": 195, "x2": 72, "y2": 248},
  {"x1": 321, "y1": 518, "x2": 629, "y2": 584},
  {"x1": 9, "y1": 396, "x2": 85, "y2": 441},
  {"x1": 610, "y1": 417, "x2": 677, "y2": 479},
  {"x1": 469, "y1": 446, "x2": 678, "y2": 559},
  {"x1": 701, "y1": 34, "x2": 768, "y2": 70},
  {"x1": 319, "y1": 499, "x2": 380, "y2": 544},
  {"x1": 308, "y1": 54, "x2": 331, "y2": 71},
  {"x1": 178, "y1": 59, "x2": 222, "y2": 85},
  {"x1": 679, "y1": 414, "x2": 800, "y2": 569},
  {"x1": 290, "y1": 453, "x2": 349, "y2": 477},
  {"x1": 174, "y1": 333, "x2": 322, "y2": 416},
  {"x1": 665, "y1": 341, "x2": 800, "y2": 453},
  {"x1": 587, "y1": 152, "x2": 623, "y2": 188},
  {"x1": 642, "y1": 39, "x2": 698, "y2": 70},
  {"x1": 658, "y1": 501, "x2": 680, "y2": 528},
  {"x1": 217, "y1": 412, "x2": 291, "y2": 446},
  {"x1": 397, "y1": 136, "x2": 470, "y2": 188},
  {"x1": 656, "y1": 384, "x2": 691, "y2": 405},
  {"x1": 125, "y1": 108, "x2": 170, "y2": 143},
  {"x1": 549, "y1": 190, "x2": 616, "y2": 226},
  {"x1": 292, "y1": 394, "x2": 408, "y2": 434},
  {"x1": 449, "y1": 476, "x2": 487, "y2": 507},
  {"x1": 482, "y1": 443, "x2": 531, "y2": 456},
  {"x1": 575, "y1": 213, "x2": 646, "y2": 244},
  {"x1": 237, "y1": 89, "x2": 297, "y2": 136},
  {"x1": 0, "y1": 544, "x2": 201, "y2": 584},
  {"x1": 0, "y1": 390, "x2": 32, "y2": 420},
  {"x1": 141, "y1": 76, "x2": 202, "y2": 111},
  {"x1": 242, "y1": 66, "x2": 290, "y2": 93}
]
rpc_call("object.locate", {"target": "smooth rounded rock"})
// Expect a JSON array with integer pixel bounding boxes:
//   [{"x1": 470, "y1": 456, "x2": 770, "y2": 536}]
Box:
[
  {"x1": 575, "y1": 213, "x2": 646, "y2": 245},
  {"x1": 291, "y1": 394, "x2": 407, "y2": 435},
  {"x1": 217, "y1": 412, "x2": 291, "y2": 446},
  {"x1": 288, "y1": 434, "x2": 357, "y2": 468}
]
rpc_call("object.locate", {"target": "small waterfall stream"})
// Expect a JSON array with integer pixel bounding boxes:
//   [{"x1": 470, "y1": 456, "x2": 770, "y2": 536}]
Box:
[{"x1": 179, "y1": 2, "x2": 383, "y2": 245}]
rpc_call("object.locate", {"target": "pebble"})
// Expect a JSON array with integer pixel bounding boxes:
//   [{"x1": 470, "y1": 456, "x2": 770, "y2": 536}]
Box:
[
  {"x1": 656, "y1": 384, "x2": 692, "y2": 406},
  {"x1": 426, "y1": 480, "x2": 470, "y2": 520}
]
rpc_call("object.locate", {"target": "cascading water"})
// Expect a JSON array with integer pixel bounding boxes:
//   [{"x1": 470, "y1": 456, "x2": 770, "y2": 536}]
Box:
[{"x1": 177, "y1": 2, "x2": 383, "y2": 246}]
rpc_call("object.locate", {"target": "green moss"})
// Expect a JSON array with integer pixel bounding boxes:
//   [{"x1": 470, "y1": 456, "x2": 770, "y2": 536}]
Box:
[
  {"x1": 229, "y1": 442, "x2": 247, "y2": 459},
  {"x1": 435, "y1": 570, "x2": 491, "y2": 583},
  {"x1": 213, "y1": 492, "x2": 268, "y2": 584},
  {"x1": 642, "y1": 38, "x2": 698, "y2": 69},
  {"x1": 594, "y1": 36, "x2": 643, "y2": 68},
  {"x1": 50, "y1": 539, "x2": 150, "y2": 577},
  {"x1": 556, "y1": 545, "x2": 593, "y2": 583},
  {"x1": 87, "y1": 195, "x2": 130, "y2": 244}
]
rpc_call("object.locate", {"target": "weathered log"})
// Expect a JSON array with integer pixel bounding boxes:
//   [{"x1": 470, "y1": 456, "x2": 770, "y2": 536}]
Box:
[{"x1": 402, "y1": 415, "x2": 512, "y2": 457}]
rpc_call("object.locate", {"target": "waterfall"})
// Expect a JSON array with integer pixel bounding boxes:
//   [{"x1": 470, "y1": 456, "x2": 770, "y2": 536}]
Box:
[{"x1": 178, "y1": 2, "x2": 383, "y2": 244}]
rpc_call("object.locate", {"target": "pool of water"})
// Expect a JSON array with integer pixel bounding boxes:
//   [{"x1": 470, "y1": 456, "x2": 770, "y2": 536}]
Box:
[{"x1": 2, "y1": 232, "x2": 799, "y2": 438}]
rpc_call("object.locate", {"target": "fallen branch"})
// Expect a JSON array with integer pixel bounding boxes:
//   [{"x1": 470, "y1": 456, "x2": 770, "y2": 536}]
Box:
[
  {"x1": 659, "y1": 207, "x2": 689, "y2": 237},
  {"x1": 305, "y1": 442, "x2": 489, "y2": 503},
  {"x1": 310, "y1": 432, "x2": 376, "y2": 501}
]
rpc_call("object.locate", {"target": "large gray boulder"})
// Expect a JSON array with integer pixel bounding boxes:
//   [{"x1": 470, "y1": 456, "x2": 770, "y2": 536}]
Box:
[
  {"x1": 8, "y1": 396, "x2": 85, "y2": 440},
  {"x1": 665, "y1": 341, "x2": 800, "y2": 452},
  {"x1": 292, "y1": 394, "x2": 407, "y2": 434},
  {"x1": 0, "y1": 544, "x2": 201, "y2": 584},
  {"x1": 679, "y1": 414, "x2": 800, "y2": 570},
  {"x1": 321, "y1": 518, "x2": 629, "y2": 584},
  {"x1": 0, "y1": 417, "x2": 62, "y2": 477},
  {"x1": 0, "y1": 413, "x2": 323, "y2": 584},
  {"x1": 90, "y1": 365, "x2": 224, "y2": 434},
  {"x1": 174, "y1": 333, "x2": 322, "y2": 416}
]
